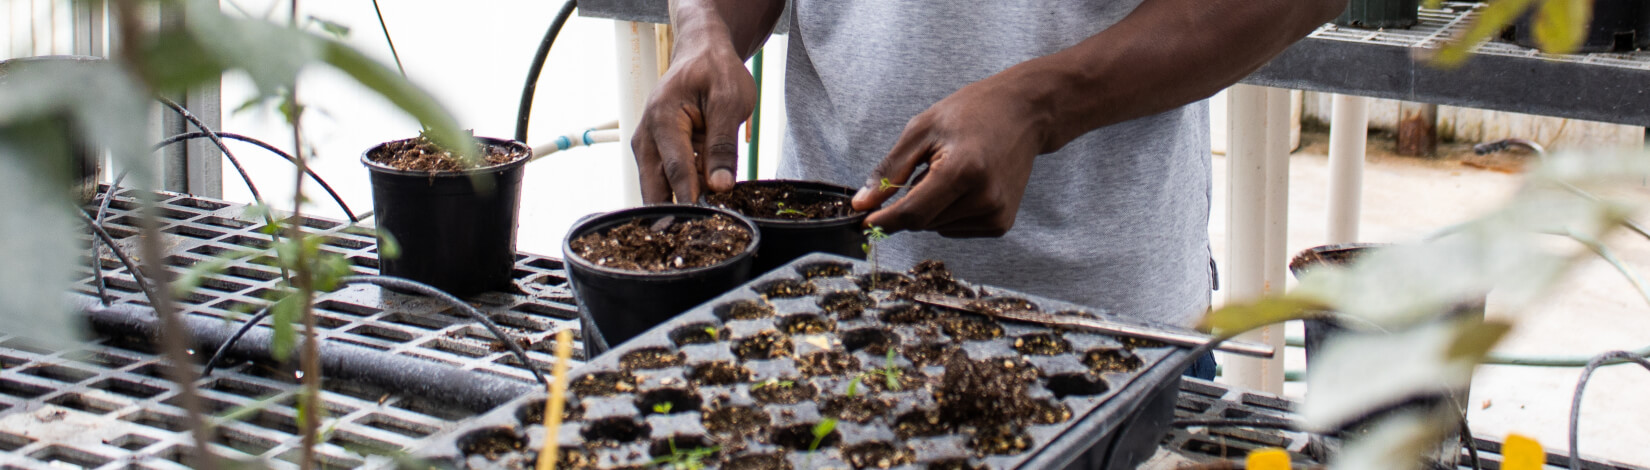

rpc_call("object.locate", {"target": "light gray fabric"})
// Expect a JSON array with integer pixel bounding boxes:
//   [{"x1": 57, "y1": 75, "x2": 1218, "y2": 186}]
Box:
[{"x1": 778, "y1": 1, "x2": 1212, "y2": 327}]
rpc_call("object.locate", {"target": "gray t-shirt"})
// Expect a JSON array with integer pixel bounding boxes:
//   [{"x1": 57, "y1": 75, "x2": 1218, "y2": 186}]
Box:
[{"x1": 777, "y1": 1, "x2": 1212, "y2": 327}]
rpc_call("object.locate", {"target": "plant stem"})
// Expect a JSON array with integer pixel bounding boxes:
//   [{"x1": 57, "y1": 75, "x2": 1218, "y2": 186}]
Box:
[
  {"x1": 288, "y1": 4, "x2": 323, "y2": 470},
  {"x1": 113, "y1": 2, "x2": 218, "y2": 469}
]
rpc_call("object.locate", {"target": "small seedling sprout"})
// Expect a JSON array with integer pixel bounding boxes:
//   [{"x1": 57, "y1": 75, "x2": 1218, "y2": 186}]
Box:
[
  {"x1": 863, "y1": 225, "x2": 890, "y2": 286},
  {"x1": 809, "y1": 419, "x2": 837, "y2": 453},
  {"x1": 650, "y1": 437, "x2": 718, "y2": 470},
  {"x1": 861, "y1": 348, "x2": 903, "y2": 391},
  {"x1": 846, "y1": 376, "x2": 862, "y2": 398},
  {"x1": 879, "y1": 177, "x2": 906, "y2": 191},
  {"x1": 653, "y1": 402, "x2": 673, "y2": 414},
  {"x1": 703, "y1": 326, "x2": 717, "y2": 337},
  {"x1": 752, "y1": 378, "x2": 795, "y2": 390},
  {"x1": 775, "y1": 202, "x2": 805, "y2": 217}
]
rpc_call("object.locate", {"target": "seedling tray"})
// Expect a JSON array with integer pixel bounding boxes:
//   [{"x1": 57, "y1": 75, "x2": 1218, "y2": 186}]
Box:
[{"x1": 425, "y1": 253, "x2": 1192, "y2": 469}]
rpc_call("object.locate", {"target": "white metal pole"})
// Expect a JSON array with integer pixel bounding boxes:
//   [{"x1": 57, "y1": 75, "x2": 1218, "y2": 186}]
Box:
[
  {"x1": 612, "y1": 21, "x2": 655, "y2": 208},
  {"x1": 1223, "y1": 85, "x2": 1289, "y2": 394},
  {"x1": 1327, "y1": 94, "x2": 1368, "y2": 244}
]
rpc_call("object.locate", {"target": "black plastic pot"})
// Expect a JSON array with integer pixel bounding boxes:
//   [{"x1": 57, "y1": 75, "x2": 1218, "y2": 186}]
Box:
[
  {"x1": 1289, "y1": 243, "x2": 1478, "y2": 468},
  {"x1": 562, "y1": 204, "x2": 760, "y2": 348},
  {"x1": 1334, "y1": 0, "x2": 1420, "y2": 29},
  {"x1": 1506, "y1": 0, "x2": 1650, "y2": 52},
  {"x1": 703, "y1": 180, "x2": 869, "y2": 276},
  {"x1": 362, "y1": 137, "x2": 530, "y2": 297}
]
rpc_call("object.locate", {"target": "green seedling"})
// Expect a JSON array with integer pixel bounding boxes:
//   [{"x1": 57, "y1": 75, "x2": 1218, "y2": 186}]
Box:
[
  {"x1": 863, "y1": 348, "x2": 904, "y2": 391},
  {"x1": 863, "y1": 225, "x2": 891, "y2": 286},
  {"x1": 653, "y1": 402, "x2": 673, "y2": 414},
  {"x1": 879, "y1": 177, "x2": 906, "y2": 191},
  {"x1": 846, "y1": 376, "x2": 862, "y2": 398},
  {"x1": 809, "y1": 419, "x2": 838, "y2": 453},
  {"x1": 752, "y1": 378, "x2": 795, "y2": 390},
  {"x1": 703, "y1": 326, "x2": 718, "y2": 337},
  {"x1": 650, "y1": 437, "x2": 717, "y2": 470},
  {"x1": 775, "y1": 202, "x2": 806, "y2": 217}
]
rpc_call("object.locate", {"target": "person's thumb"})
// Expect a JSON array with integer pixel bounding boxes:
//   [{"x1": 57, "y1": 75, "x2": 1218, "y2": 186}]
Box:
[{"x1": 852, "y1": 125, "x2": 931, "y2": 212}]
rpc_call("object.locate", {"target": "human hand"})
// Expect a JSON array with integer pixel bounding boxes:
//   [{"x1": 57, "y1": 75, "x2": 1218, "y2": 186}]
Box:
[
  {"x1": 632, "y1": 41, "x2": 756, "y2": 203},
  {"x1": 850, "y1": 71, "x2": 1052, "y2": 238}
]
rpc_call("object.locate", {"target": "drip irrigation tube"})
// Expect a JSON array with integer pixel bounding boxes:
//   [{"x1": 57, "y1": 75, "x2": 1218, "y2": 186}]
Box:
[
  {"x1": 155, "y1": 131, "x2": 358, "y2": 222},
  {"x1": 1567, "y1": 351, "x2": 1650, "y2": 470},
  {"x1": 69, "y1": 294, "x2": 535, "y2": 412},
  {"x1": 515, "y1": 0, "x2": 579, "y2": 144},
  {"x1": 77, "y1": 210, "x2": 157, "y2": 307},
  {"x1": 196, "y1": 276, "x2": 548, "y2": 387}
]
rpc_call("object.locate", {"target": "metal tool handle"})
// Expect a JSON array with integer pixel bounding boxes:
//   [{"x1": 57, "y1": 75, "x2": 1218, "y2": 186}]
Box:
[{"x1": 911, "y1": 294, "x2": 1275, "y2": 358}]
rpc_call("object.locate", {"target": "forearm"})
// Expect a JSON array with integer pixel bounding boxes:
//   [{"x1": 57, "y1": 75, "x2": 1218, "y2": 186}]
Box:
[
  {"x1": 668, "y1": 0, "x2": 786, "y2": 60},
  {"x1": 1013, "y1": 0, "x2": 1345, "y2": 152}
]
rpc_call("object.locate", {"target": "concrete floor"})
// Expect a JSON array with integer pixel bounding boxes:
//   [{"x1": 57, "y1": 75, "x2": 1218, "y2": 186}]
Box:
[{"x1": 1213, "y1": 133, "x2": 1650, "y2": 466}]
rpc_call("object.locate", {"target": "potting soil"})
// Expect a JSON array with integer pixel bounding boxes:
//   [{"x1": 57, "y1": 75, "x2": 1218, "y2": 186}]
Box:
[
  {"x1": 370, "y1": 134, "x2": 522, "y2": 172},
  {"x1": 705, "y1": 182, "x2": 858, "y2": 220},
  {"x1": 568, "y1": 214, "x2": 753, "y2": 272},
  {"x1": 427, "y1": 254, "x2": 1190, "y2": 469}
]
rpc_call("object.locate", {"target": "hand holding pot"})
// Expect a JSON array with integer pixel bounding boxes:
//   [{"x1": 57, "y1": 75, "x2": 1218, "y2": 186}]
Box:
[{"x1": 850, "y1": 69, "x2": 1049, "y2": 239}]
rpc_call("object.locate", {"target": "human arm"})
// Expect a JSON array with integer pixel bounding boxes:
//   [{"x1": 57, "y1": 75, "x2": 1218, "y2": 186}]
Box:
[
  {"x1": 632, "y1": 0, "x2": 786, "y2": 203},
  {"x1": 851, "y1": 0, "x2": 1347, "y2": 237}
]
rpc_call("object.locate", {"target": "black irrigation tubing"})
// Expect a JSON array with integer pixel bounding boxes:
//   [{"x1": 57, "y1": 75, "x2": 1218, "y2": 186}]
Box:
[
  {"x1": 88, "y1": 171, "x2": 131, "y2": 306},
  {"x1": 515, "y1": 0, "x2": 579, "y2": 144},
  {"x1": 1568, "y1": 350, "x2": 1650, "y2": 470},
  {"x1": 152, "y1": 97, "x2": 288, "y2": 282},
  {"x1": 339, "y1": 275, "x2": 549, "y2": 387},
  {"x1": 1461, "y1": 417, "x2": 1482, "y2": 470},
  {"x1": 200, "y1": 306, "x2": 273, "y2": 377},
  {"x1": 155, "y1": 131, "x2": 358, "y2": 223},
  {"x1": 76, "y1": 210, "x2": 158, "y2": 307}
]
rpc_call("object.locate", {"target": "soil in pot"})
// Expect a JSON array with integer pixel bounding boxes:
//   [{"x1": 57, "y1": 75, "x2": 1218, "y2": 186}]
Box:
[
  {"x1": 723, "y1": 453, "x2": 792, "y2": 470},
  {"x1": 368, "y1": 134, "x2": 519, "y2": 172},
  {"x1": 1083, "y1": 349, "x2": 1143, "y2": 374},
  {"x1": 704, "y1": 181, "x2": 857, "y2": 220},
  {"x1": 841, "y1": 442, "x2": 914, "y2": 469},
  {"x1": 364, "y1": 135, "x2": 530, "y2": 297},
  {"x1": 568, "y1": 214, "x2": 752, "y2": 272},
  {"x1": 819, "y1": 291, "x2": 874, "y2": 320},
  {"x1": 620, "y1": 347, "x2": 685, "y2": 371},
  {"x1": 733, "y1": 331, "x2": 794, "y2": 361},
  {"x1": 704, "y1": 180, "x2": 869, "y2": 275}
]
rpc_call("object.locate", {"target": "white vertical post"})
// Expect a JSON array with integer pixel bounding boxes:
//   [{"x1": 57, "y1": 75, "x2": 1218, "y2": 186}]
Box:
[
  {"x1": 1223, "y1": 85, "x2": 1290, "y2": 394},
  {"x1": 1327, "y1": 94, "x2": 1368, "y2": 244},
  {"x1": 612, "y1": 21, "x2": 655, "y2": 208}
]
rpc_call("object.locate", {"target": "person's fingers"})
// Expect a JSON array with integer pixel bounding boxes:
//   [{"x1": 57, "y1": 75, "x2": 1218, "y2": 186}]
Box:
[
  {"x1": 864, "y1": 165, "x2": 969, "y2": 233},
  {"x1": 701, "y1": 85, "x2": 751, "y2": 193},
  {"x1": 631, "y1": 123, "x2": 673, "y2": 204},
  {"x1": 650, "y1": 110, "x2": 701, "y2": 203},
  {"x1": 852, "y1": 119, "x2": 934, "y2": 212}
]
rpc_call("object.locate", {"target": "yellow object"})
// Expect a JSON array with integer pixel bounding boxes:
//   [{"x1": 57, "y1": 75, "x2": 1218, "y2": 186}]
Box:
[
  {"x1": 1246, "y1": 448, "x2": 1290, "y2": 470},
  {"x1": 536, "y1": 329, "x2": 576, "y2": 470},
  {"x1": 1503, "y1": 434, "x2": 1543, "y2": 470}
]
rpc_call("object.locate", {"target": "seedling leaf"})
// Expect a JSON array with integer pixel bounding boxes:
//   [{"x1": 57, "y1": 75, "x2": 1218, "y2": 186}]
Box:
[{"x1": 809, "y1": 419, "x2": 837, "y2": 452}]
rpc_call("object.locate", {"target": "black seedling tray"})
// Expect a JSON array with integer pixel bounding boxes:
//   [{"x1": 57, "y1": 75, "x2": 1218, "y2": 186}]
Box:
[{"x1": 422, "y1": 254, "x2": 1191, "y2": 469}]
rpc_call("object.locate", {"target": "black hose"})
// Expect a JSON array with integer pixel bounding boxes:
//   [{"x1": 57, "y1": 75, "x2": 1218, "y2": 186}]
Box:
[
  {"x1": 1568, "y1": 350, "x2": 1650, "y2": 470},
  {"x1": 77, "y1": 210, "x2": 158, "y2": 307},
  {"x1": 514, "y1": 0, "x2": 579, "y2": 144},
  {"x1": 154, "y1": 132, "x2": 358, "y2": 223},
  {"x1": 153, "y1": 98, "x2": 288, "y2": 281},
  {"x1": 72, "y1": 295, "x2": 533, "y2": 412},
  {"x1": 1460, "y1": 417, "x2": 1482, "y2": 470},
  {"x1": 201, "y1": 306, "x2": 273, "y2": 377},
  {"x1": 340, "y1": 275, "x2": 548, "y2": 387},
  {"x1": 90, "y1": 172, "x2": 130, "y2": 307}
]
